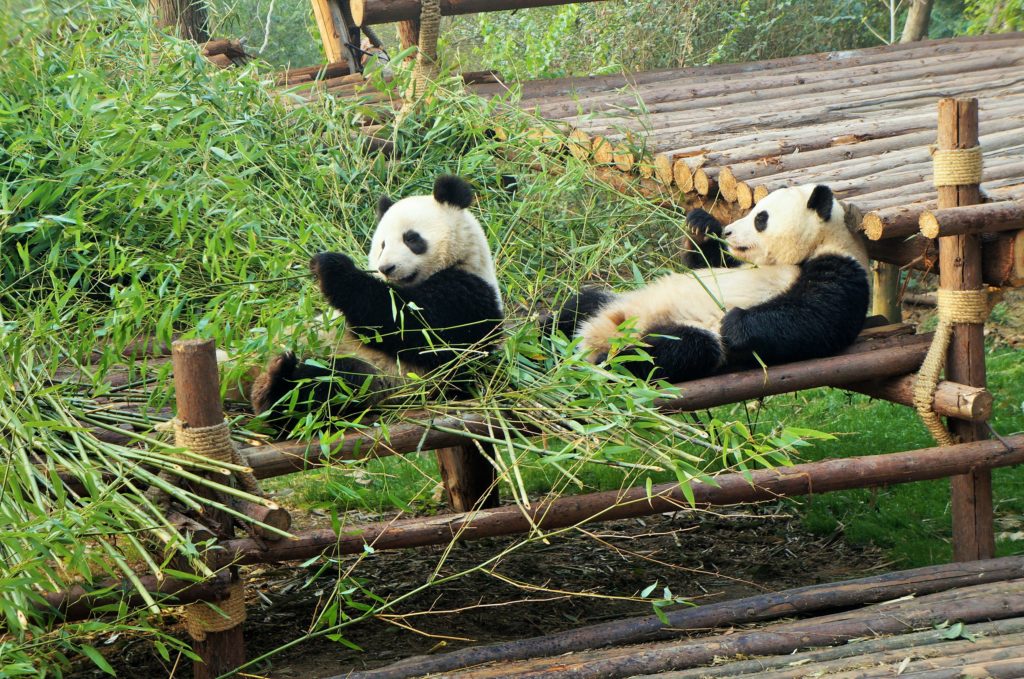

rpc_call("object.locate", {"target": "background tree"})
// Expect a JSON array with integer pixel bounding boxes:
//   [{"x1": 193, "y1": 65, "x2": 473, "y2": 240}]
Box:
[{"x1": 152, "y1": 0, "x2": 210, "y2": 42}]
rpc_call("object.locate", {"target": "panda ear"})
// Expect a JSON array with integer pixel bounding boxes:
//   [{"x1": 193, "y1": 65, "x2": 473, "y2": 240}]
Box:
[
  {"x1": 433, "y1": 175, "x2": 474, "y2": 209},
  {"x1": 807, "y1": 185, "x2": 834, "y2": 221},
  {"x1": 376, "y1": 195, "x2": 394, "y2": 220}
]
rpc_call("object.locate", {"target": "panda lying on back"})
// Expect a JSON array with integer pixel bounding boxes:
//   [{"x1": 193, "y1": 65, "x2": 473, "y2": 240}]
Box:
[
  {"x1": 251, "y1": 176, "x2": 503, "y2": 429},
  {"x1": 551, "y1": 184, "x2": 870, "y2": 382}
]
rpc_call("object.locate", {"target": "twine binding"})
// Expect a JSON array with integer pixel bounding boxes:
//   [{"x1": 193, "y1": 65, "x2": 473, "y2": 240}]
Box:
[
  {"x1": 185, "y1": 579, "x2": 246, "y2": 641},
  {"x1": 160, "y1": 418, "x2": 262, "y2": 496},
  {"x1": 932, "y1": 146, "x2": 983, "y2": 187},
  {"x1": 912, "y1": 288, "x2": 991, "y2": 446},
  {"x1": 401, "y1": 0, "x2": 442, "y2": 113}
]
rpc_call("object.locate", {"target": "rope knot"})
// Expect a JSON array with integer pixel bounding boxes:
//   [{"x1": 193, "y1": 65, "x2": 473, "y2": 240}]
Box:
[
  {"x1": 931, "y1": 146, "x2": 983, "y2": 187},
  {"x1": 913, "y1": 287, "x2": 992, "y2": 446}
]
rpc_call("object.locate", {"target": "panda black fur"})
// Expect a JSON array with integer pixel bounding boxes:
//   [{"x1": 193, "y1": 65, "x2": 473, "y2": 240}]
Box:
[
  {"x1": 551, "y1": 184, "x2": 870, "y2": 383},
  {"x1": 251, "y1": 176, "x2": 503, "y2": 429}
]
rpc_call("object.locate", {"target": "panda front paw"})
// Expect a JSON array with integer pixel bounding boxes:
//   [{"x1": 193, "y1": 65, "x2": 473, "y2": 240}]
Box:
[
  {"x1": 310, "y1": 252, "x2": 357, "y2": 291},
  {"x1": 720, "y1": 307, "x2": 751, "y2": 353},
  {"x1": 685, "y1": 208, "x2": 723, "y2": 242}
]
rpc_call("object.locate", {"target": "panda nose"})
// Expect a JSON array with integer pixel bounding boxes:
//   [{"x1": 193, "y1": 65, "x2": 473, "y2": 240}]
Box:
[{"x1": 379, "y1": 264, "x2": 396, "y2": 276}]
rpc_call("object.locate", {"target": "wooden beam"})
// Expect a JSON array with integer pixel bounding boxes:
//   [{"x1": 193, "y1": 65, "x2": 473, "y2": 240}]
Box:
[
  {"x1": 936, "y1": 97, "x2": 994, "y2": 562},
  {"x1": 920, "y1": 200, "x2": 1024, "y2": 238},
  {"x1": 352, "y1": 0, "x2": 611, "y2": 25},
  {"x1": 310, "y1": 0, "x2": 344, "y2": 64},
  {"x1": 214, "y1": 434, "x2": 1024, "y2": 567}
]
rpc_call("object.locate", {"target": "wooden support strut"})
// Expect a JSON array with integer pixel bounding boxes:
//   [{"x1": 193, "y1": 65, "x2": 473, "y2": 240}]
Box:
[
  {"x1": 936, "y1": 98, "x2": 994, "y2": 562},
  {"x1": 172, "y1": 339, "x2": 247, "y2": 679},
  {"x1": 351, "y1": 0, "x2": 610, "y2": 25}
]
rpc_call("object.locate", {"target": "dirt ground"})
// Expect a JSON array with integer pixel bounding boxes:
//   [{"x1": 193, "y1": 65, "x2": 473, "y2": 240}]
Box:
[{"x1": 74, "y1": 507, "x2": 885, "y2": 678}]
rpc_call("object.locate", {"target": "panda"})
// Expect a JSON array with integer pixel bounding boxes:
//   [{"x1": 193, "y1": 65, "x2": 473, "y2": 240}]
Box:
[
  {"x1": 550, "y1": 184, "x2": 870, "y2": 383},
  {"x1": 250, "y1": 175, "x2": 503, "y2": 429}
]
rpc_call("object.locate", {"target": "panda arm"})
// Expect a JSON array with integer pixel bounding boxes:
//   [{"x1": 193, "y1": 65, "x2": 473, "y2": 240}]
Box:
[
  {"x1": 685, "y1": 209, "x2": 741, "y2": 269},
  {"x1": 719, "y1": 255, "x2": 869, "y2": 365},
  {"x1": 312, "y1": 253, "x2": 502, "y2": 369}
]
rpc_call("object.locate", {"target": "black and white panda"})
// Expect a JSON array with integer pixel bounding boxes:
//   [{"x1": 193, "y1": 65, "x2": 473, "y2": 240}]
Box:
[
  {"x1": 251, "y1": 175, "x2": 503, "y2": 428},
  {"x1": 551, "y1": 184, "x2": 870, "y2": 382}
]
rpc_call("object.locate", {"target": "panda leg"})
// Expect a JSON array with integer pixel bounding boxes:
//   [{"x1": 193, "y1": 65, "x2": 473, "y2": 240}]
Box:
[
  {"x1": 250, "y1": 351, "x2": 382, "y2": 433},
  {"x1": 544, "y1": 287, "x2": 617, "y2": 338},
  {"x1": 621, "y1": 324, "x2": 725, "y2": 383}
]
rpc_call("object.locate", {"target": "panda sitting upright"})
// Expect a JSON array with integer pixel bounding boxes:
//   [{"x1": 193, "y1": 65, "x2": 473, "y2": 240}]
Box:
[
  {"x1": 251, "y1": 175, "x2": 503, "y2": 429},
  {"x1": 551, "y1": 184, "x2": 870, "y2": 382}
]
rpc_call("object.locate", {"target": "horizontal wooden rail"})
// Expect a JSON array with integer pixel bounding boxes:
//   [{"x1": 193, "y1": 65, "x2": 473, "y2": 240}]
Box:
[
  {"x1": 239, "y1": 331, "x2": 947, "y2": 480},
  {"x1": 352, "y1": 0, "x2": 610, "y2": 25},
  {"x1": 920, "y1": 200, "x2": 1024, "y2": 238},
  {"x1": 218, "y1": 434, "x2": 1024, "y2": 567}
]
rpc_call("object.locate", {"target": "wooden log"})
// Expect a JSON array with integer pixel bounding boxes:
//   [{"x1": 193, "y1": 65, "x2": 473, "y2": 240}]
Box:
[
  {"x1": 537, "y1": 48, "x2": 1024, "y2": 121},
  {"x1": 214, "y1": 434, "x2": 1024, "y2": 567},
  {"x1": 672, "y1": 159, "x2": 694, "y2": 193},
  {"x1": 843, "y1": 374, "x2": 992, "y2": 421},
  {"x1": 566, "y1": 129, "x2": 593, "y2": 161},
  {"x1": 470, "y1": 33, "x2": 1024, "y2": 101},
  {"x1": 411, "y1": 581, "x2": 1024, "y2": 678},
  {"x1": 865, "y1": 231, "x2": 1023, "y2": 287},
  {"x1": 346, "y1": 558, "x2": 1024, "y2": 679},
  {"x1": 172, "y1": 340, "x2": 246, "y2": 679},
  {"x1": 310, "y1": 0, "x2": 345, "y2": 64},
  {"x1": 871, "y1": 262, "x2": 902, "y2": 323},
  {"x1": 936, "y1": 98, "x2": 993, "y2": 563},
  {"x1": 920, "y1": 199, "x2": 1024, "y2": 238},
  {"x1": 435, "y1": 443, "x2": 499, "y2": 511},
  {"x1": 352, "y1": 0, "x2": 611, "y2": 24},
  {"x1": 655, "y1": 333, "x2": 933, "y2": 412},
  {"x1": 662, "y1": 618, "x2": 1024, "y2": 679},
  {"x1": 240, "y1": 414, "x2": 494, "y2": 479},
  {"x1": 40, "y1": 572, "x2": 233, "y2": 623},
  {"x1": 705, "y1": 639, "x2": 1024, "y2": 679},
  {"x1": 863, "y1": 204, "x2": 934, "y2": 240},
  {"x1": 274, "y1": 60, "x2": 350, "y2": 86}
]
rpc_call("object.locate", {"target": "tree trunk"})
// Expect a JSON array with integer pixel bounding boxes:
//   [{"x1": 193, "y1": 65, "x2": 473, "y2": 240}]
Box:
[
  {"x1": 901, "y1": 0, "x2": 935, "y2": 43},
  {"x1": 151, "y1": 0, "x2": 209, "y2": 42}
]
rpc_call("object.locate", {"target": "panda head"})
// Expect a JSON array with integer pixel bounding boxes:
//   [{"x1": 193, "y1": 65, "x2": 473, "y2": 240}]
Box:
[
  {"x1": 721, "y1": 184, "x2": 868, "y2": 268},
  {"x1": 368, "y1": 175, "x2": 499, "y2": 295}
]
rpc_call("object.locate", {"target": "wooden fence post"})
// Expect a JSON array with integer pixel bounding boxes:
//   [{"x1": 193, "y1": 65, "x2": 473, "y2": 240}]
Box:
[
  {"x1": 936, "y1": 98, "x2": 994, "y2": 562},
  {"x1": 172, "y1": 339, "x2": 247, "y2": 678},
  {"x1": 436, "y1": 443, "x2": 499, "y2": 512}
]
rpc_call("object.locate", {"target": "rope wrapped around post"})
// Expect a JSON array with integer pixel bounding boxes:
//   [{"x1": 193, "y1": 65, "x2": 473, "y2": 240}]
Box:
[
  {"x1": 184, "y1": 578, "x2": 246, "y2": 641},
  {"x1": 932, "y1": 146, "x2": 983, "y2": 187},
  {"x1": 914, "y1": 144, "x2": 988, "y2": 445},
  {"x1": 161, "y1": 418, "x2": 263, "y2": 496},
  {"x1": 912, "y1": 289, "x2": 991, "y2": 446},
  {"x1": 401, "y1": 0, "x2": 441, "y2": 111}
]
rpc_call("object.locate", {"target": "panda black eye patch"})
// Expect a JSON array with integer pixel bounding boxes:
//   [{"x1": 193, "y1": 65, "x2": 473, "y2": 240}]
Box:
[
  {"x1": 403, "y1": 230, "x2": 428, "y2": 255},
  {"x1": 754, "y1": 211, "x2": 768, "y2": 232}
]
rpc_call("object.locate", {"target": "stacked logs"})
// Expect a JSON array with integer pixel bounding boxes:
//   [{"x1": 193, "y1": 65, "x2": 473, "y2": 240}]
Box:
[
  {"x1": 201, "y1": 39, "x2": 249, "y2": 68},
  {"x1": 479, "y1": 33, "x2": 1024, "y2": 285}
]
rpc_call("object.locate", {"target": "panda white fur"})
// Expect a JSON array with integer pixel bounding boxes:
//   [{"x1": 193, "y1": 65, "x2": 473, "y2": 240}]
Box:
[
  {"x1": 251, "y1": 175, "x2": 503, "y2": 429},
  {"x1": 551, "y1": 184, "x2": 870, "y2": 383}
]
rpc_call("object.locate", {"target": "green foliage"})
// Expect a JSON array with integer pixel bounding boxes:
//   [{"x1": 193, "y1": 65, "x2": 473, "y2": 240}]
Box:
[{"x1": 964, "y1": 0, "x2": 1024, "y2": 33}]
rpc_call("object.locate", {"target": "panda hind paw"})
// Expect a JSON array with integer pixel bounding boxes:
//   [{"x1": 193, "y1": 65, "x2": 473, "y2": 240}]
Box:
[{"x1": 250, "y1": 351, "x2": 298, "y2": 415}]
